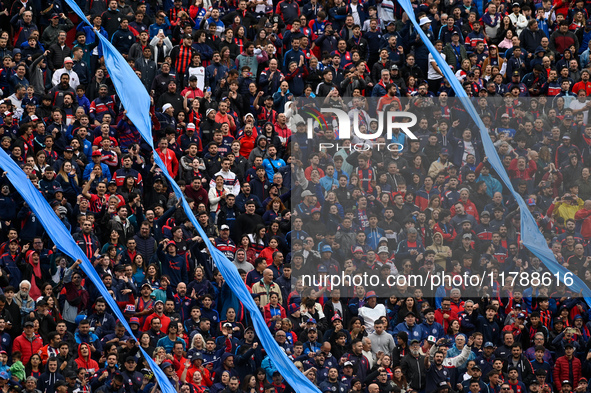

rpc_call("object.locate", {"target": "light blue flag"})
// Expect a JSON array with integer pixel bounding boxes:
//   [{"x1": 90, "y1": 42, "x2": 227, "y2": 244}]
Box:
[
  {"x1": 397, "y1": 0, "x2": 591, "y2": 306},
  {"x1": 63, "y1": 1, "x2": 323, "y2": 391},
  {"x1": 0, "y1": 149, "x2": 178, "y2": 393}
]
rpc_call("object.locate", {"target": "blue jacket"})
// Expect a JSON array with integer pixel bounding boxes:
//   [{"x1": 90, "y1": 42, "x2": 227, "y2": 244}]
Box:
[
  {"x1": 392, "y1": 322, "x2": 423, "y2": 344},
  {"x1": 477, "y1": 174, "x2": 502, "y2": 197},
  {"x1": 156, "y1": 244, "x2": 189, "y2": 289},
  {"x1": 365, "y1": 227, "x2": 386, "y2": 250},
  {"x1": 420, "y1": 320, "x2": 445, "y2": 341},
  {"x1": 77, "y1": 23, "x2": 108, "y2": 57},
  {"x1": 83, "y1": 162, "x2": 112, "y2": 181},
  {"x1": 111, "y1": 28, "x2": 135, "y2": 55},
  {"x1": 452, "y1": 139, "x2": 481, "y2": 167}
]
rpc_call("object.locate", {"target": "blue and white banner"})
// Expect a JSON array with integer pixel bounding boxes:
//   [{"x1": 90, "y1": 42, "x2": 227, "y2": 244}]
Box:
[
  {"x1": 396, "y1": 0, "x2": 591, "y2": 306},
  {"x1": 62, "y1": 2, "x2": 322, "y2": 392},
  {"x1": 0, "y1": 149, "x2": 178, "y2": 393}
]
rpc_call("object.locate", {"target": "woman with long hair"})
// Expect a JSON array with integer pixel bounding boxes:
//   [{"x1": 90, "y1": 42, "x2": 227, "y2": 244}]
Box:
[
  {"x1": 119, "y1": 175, "x2": 140, "y2": 202},
  {"x1": 498, "y1": 18, "x2": 515, "y2": 49},
  {"x1": 253, "y1": 29, "x2": 269, "y2": 48},
  {"x1": 186, "y1": 96, "x2": 202, "y2": 127},
  {"x1": 138, "y1": 332, "x2": 155, "y2": 355},
  {"x1": 142, "y1": 263, "x2": 161, "y2": 288},
  {"x1": 445, "y1": 319, "x2": 461, "y2": 341},
  {"x1": 188, "y1": 333, "x2": 205, "y2": 354},
  {"x1": 405, "y1": 75, "x2": 417, "y2": 96},
  {"x1": 424, "y1": 195, "x2": 441, "y2": 223},
  {"x1": 237, "y1": 235, "x2": 256, "y2": 265},
  {"x1": 240, "y1": 374, "x2": 257, "y2": 393},
  {"x1": 233, "y1": 25, "x2": 246, "y2": 53},
  {"x1": 131, "y1": 254, "x2": 146, "y2": 283},
  {"x1": 189, "y1": 0, "x2": 208, "y2": 27},
  {"x1": 255, "y1": 368, "x2": 266, "y2": 393},
  {"x1": 455, "y1": 58, "x2": 472, "y2": 82},
  {"x1": 397, "y1": 297, "x2": 422, "y2": 323},
  {"x1": 554, "y1": 96, "x2": 566, "y2": 116},
  {"x1": 392, "y1": 366, "x2": 409, "y2": 393},
  {"x1": 264, "y1": 221, "x2": 287, "y2": 254},
  {"x1": 56, "y1": 161, "x2": 80, "y2": 204},
  {"x1": 24, "y1": 354, "x2": 43, "y2": 379},
  {"x1": 35, "y1": 151, "x2": 49, "y2": 175},
  {"x1": 263, "y1": 292, "x2": 285, "y2": 323},
  {"x1": 248, "y1": 225, "x2": 267, "y2": 256},
  {"x1": 219, "y1": 47, "x2": 234, "y2": 69},
  {"x1": 208, "y1": 175, "x2": 227, "y2": 223},
  {"x1": 349, "y1": 317, "x2": 367, "y2": 341},
  {"x1": 262, "y1": 197, "x2": 285, "y2": 225},
  {"x1": 43, "y1": 295, "x2": 61, "y2": 323}
]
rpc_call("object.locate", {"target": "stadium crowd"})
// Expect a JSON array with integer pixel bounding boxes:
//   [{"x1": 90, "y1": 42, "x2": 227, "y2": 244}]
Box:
[{"x1": 4, "y1": 0, "x2": 591, "y2": 393}]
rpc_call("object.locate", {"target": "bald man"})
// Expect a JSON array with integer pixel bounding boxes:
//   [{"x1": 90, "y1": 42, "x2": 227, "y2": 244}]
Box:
[{"x1": 251, "y1": 268, "x2": 283, "y2": 306}]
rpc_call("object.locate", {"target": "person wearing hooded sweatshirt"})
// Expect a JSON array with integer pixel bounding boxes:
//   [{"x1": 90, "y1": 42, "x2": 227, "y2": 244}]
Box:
[
  {"x1": 247, "y1": 135, "x2": 268, "y2": 167},
  {"x1": 74, "y1": 343, "x2": 99, "y2": 374},
  {"x1": 16, "y1": 245, "x2": 51, "y2": 299},
  {"x1": 157, "y1": 239, "x2": 189, "y2": 290},
  {"x1": 37, "y1": 356, "x2": 65, "y2": 393},
  {"x1": 212, "y1": 353, "x2": 239, "y2": 383},
  {"x1": 1, "y1": 240, "x2": 22, "y2": 289}
]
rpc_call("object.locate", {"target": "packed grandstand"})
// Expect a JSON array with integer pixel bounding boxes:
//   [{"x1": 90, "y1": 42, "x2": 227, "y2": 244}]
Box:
[{"x1": 0, "y1": 0, "x2": 589, "y2": 393}]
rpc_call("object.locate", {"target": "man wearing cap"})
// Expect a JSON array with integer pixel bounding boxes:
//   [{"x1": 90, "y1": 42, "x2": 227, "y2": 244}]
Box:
[
  {"x1": 180, "y1": 75, "x2": 204, "y2": 100},
  {"x1": 40, "y1": 13, "x2": 73, "y2": 49},
  {"x1": 52, "y1": 57, "x2": 80, "y2": 90},
  {"x1": 411, "y1": 17, "x2": 435, "y2": 72},
  {"x1": 119, "y1": 356, "x2": 142, "y2": 393},
  {"x1": 13, "y1": 320, "x2": 43, "y2": 364},
  {"x1": 443, "y1": 30, "x2": 467, "y2": 71},
  {"x1": 359, "y1": 291, "x2": 386, "y2": 334},
  {"x1": 554, "y1": 339, "x2": 581, "y2": 389},
  {"x1": 343, "y1": 339, "x2": 370, "y2": 382},
  {"x1": 508, "y1": 2, "x2": 527, "y2": 36},
  {"x1": 399, "y1": 338, "x2": 426, "y2": 391},
  {"x1": 428, "y1": 148, "x2": 453, "y2": 178},
  {"x1": 316, "y1": 244, "x2": 338, "y2": 275}
]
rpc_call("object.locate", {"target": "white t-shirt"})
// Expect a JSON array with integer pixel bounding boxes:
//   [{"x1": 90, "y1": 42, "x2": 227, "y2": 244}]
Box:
[
  {"x1": 570, "y1": 99, "x2": 589, "y2": 124},
  {"x1": 428, "y1": 51, "x2": 446, "y2": 80},
  {"x1": 463, "y1": 140, "x2": 475, "y2": 164},
  {"x1": 187, "y1": 66, "x2": 206, "y2": 91},
  {"x1": 358, "y1": 303, "x2": 386, "y2": 334}
]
